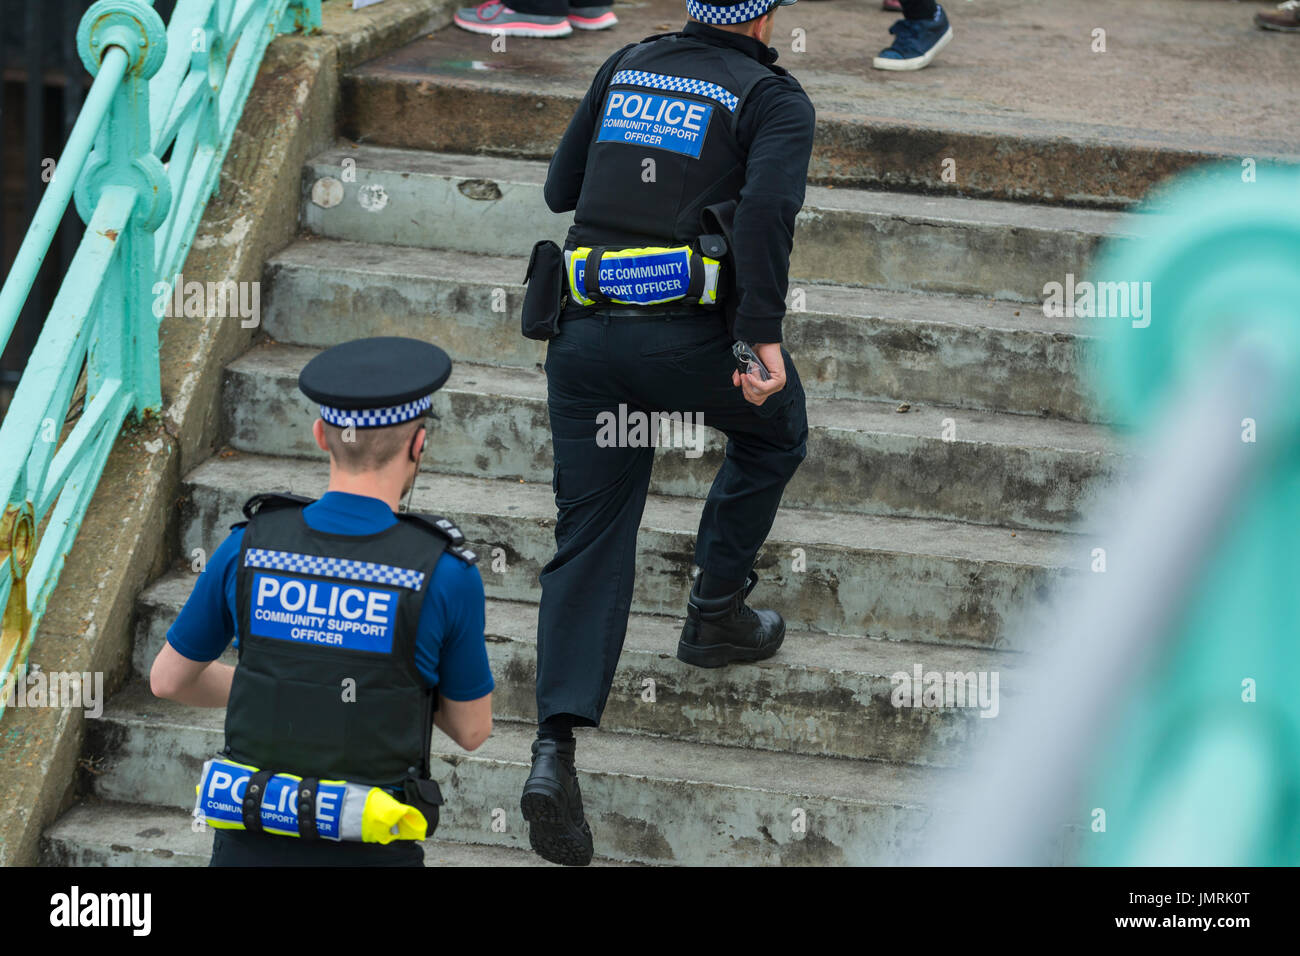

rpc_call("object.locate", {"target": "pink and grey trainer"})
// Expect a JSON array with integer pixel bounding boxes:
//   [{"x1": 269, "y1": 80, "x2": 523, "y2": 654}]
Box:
[
  {"x1": 568, "y1": 5, "x2": 618, "y2": 30},
  {"x1": 453, "y1": 1, "x2": 574, "y2": 37}
]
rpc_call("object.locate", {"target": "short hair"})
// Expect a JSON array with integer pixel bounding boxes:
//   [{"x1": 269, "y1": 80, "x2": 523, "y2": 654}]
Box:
[{"x1": 321, "y1": 417, "x2": 424, "y2": 473}]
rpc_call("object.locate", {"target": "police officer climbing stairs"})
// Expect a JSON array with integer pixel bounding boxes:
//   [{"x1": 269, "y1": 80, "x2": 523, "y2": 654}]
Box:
[{"x1": 520, "y1": 0, "x2": 816, "y2": 866}]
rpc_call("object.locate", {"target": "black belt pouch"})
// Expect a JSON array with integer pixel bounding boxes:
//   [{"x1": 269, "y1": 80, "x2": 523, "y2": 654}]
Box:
[
  {"x1": 403, "y1": 776, "x2": 445, "y2": 836},
  {"x1": 521, "y1": 239, "x2": 566, "y2": 340}
]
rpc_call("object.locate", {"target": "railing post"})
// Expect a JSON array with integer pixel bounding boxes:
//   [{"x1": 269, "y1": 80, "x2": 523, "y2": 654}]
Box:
[
  {"x1": 73, "y1": 0, "x2": 171, "y2": 416},
  {"x1": 0, "y1": 504, "x2": 35, "y2": 708},
  {"x1": 280, "y1": 0, "x2": 322, "y2": 34}
]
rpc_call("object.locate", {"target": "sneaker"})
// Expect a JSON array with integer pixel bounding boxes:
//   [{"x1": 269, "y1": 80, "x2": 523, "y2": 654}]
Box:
[
  {"x1": 453, "y1": 1, "x2": 573, "y2": 38},
  {"x1": 1256, "y1": 0, "x2": 1300, "y2": 32},
  {"x1": 872, "y1": 4, "x2": 953, "y2": 71},
  {"x1": 568, "y1": 5, "x2": 618, "y2": 30},
  {"x1": 882, "y1": 0, "x2": 902, "y2": 10}
]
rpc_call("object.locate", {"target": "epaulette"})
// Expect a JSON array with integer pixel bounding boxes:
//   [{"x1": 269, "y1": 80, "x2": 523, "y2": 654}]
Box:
[
  {"x1": 397, "y1": 511, "x2": 479, "y2": 565},
  {"x1": 228, "y1": 492, "x2": 314, "y2": 530},
  {"x1": 242, "y1": 492, "x2": 316, "y2": 520}
]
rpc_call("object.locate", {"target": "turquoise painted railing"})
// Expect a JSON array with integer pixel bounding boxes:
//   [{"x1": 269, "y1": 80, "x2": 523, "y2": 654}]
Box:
[{"x1": 0, "y1": 0, "x2": 322, "y2": 720}]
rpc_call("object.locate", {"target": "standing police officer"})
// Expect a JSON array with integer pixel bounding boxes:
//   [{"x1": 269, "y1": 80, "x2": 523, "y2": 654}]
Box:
[
  {"x1": 520, "y1": 0, "x2": 815, "y2": 866},
  {"x1": 151, "y1": 337, "x2": 494, "y2": 866}
]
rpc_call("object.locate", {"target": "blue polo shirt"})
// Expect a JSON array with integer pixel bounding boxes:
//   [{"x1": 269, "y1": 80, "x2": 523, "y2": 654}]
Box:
[{"x1": 166, "y1": 491, "x2": 494, "y2": 701}]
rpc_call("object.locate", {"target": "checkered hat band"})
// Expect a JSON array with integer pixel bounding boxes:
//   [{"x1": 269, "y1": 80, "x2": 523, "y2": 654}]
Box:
[
  {"x1": 685, "y1": 0, "x2": 773, "y2": 27},
  {"x1": 245, "y1": 548, "x2": 426, "y2": 590},
  {"x1": 319, "y1": 396, "x2": 431, "y2": 428},
  {"x1": 611, "y1": 69, "x2": 739, "y2": 112}
]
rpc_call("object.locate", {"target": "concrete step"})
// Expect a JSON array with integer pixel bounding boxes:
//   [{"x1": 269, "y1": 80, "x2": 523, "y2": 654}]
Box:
[
  {"x1": 85, "y1": 682, "x2": 964, "y2": 865},
  {"x1": 136, "y1": 573, "x2": 1018, "y2": 766},
  {"x1": 40, "y1": 800, "x2": 621, "y2": 867},
  {"x1": 264, "y1": 237, "x2": 1103, "y2": 422},
  {"x1": 180, "y1": 453, "x2": 1081, "y2": 651},
  {"x1": 337, "y1": 0, "x2": 1300, "y2": 207},
  {"x1": 301, "y1": 145, "x2": 1139, "y2": 302},
  {"x1": 225, "y1": 342, "x2": 1125, "y2": 533}
]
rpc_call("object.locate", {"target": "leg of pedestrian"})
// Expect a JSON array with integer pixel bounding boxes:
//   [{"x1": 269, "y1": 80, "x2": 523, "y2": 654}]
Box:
[
  {"x1": 873, "y1": 0, "x2": 953, "y2": 71},
  {"x1": 453, "y1": 0, "x2": 575, "y2": 38}
]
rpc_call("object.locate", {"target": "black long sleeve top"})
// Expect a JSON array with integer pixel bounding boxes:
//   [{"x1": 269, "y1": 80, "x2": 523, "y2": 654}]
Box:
[{"x1": 543, "y1": 22, "x2": 816, "y2": 345}]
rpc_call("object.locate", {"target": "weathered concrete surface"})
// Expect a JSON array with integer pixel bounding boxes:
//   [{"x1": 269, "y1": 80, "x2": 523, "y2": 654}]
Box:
[
  {"x1": 8, "y1": 0, "x2": 457, "y2": 868},
  {"x1": 40, "y1": 800, "x2": 624, "y2": 867},
  {"x1": 225, "y1": 343, "x2": 1126, "y2": 532},
  {"x1": 88, "y1": 683, "x2": 964, "y2": 865},
  {"x1": 301, "y1": 146, "x2": 1137, "y2": 301},
  {"x1": 161, "y1": 3, "x2": 458, "y2": 477},
  {"x1": 180, "y1": 453, "x2": 1081, "y2": 651},
  {"x1": 319, "y1": 0, "x2": 460, "y2": 73},
  {"x1": 0, "y1": 418, "x2": 182, "y2": 869},
  {"x1": 265, "y1": 238, "x2": 1104, "y2": 421},
  {"x1": 134, "y1": 576, "x2": 1020, "y2": 765},
  {"x1": 341, "y1": 0, "x2": 1300, "y2": 206}
]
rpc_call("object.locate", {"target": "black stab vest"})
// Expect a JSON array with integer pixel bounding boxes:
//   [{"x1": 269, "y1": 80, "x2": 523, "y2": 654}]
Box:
[
  {"x1": 224, "y1": 494, "x2": 476, "y2": 790},
  {"x1": 567, "y1": 32, "x2": 791, "y2": 251}
]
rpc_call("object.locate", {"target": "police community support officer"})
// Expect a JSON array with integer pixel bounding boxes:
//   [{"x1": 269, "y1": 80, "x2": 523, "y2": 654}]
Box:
[
  {"x1": 521, "y1": 0, "x2": 815, "y2": 866},
  {"x1": 150, "y1": 337, "x2": 494, "y2": 866}
]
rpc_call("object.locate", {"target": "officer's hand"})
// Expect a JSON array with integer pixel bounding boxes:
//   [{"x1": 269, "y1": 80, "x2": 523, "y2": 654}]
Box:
[{"x1": 732, "y1": 342, "x2": 786, "y2": 406}]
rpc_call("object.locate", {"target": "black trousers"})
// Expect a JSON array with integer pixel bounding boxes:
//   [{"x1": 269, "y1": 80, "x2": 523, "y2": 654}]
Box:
[
  {"x1": 210, "y1": 829, "x2": 424, "y2": 866},
  {"x1": 501, "y1": 0, "x2": 601, "y2": 15},
  {"x1": 535, "y1": 306, "x2": 808, "y2": 726},
  {"x1": 506, "y1": 1, "x2": 937, "y2": 19}
]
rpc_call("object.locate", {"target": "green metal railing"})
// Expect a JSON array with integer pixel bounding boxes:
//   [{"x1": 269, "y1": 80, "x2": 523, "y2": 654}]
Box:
[{"x1": 0, "y1": 0, "x2": 321, "y2": 720}]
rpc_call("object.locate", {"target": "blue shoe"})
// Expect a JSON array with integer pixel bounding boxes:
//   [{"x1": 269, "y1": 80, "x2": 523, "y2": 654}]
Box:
[{"x1": 872, "y1": 4, "x2": 952, "y2": 71}]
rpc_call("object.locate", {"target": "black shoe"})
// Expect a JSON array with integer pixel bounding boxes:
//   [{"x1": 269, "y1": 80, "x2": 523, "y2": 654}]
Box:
[
  {"x1": 520, "y1": 737, "x2": 593, "y2": 866},
  {"x1": 676, "y1": 570, "x2": 786, "y2": 668}
]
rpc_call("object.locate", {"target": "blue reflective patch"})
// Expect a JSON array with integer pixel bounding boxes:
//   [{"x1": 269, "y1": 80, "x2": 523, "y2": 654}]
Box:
[
  {"x1": 250, "y1": 571, "x2": 397, "y2": 653},
  {"x1": 199, "y1": 760, "x2": 346, "y2": 839},
  {"x1": 597, "y1": 91, "x2": 713, "y2": 158},
  {"x1": 573, "y1": 249, "x2": 693, "y2": 304}
]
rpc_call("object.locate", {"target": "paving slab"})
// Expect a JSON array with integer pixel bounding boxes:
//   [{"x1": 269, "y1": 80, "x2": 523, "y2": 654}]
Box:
[
  {"x1": 264, "y1": 237, "x2": 1106, "y2": 420},
  {"x1": 225, "y1": 342, "x2": 1127, "y2": 531},
  {"x1": 179, "y1": 452, "x2": 1086, "y2": 650},
  {"x1": 40, "y1": 800, "x2": 627, "y2": 866},
  {"x1": 300, "y1": 146, "x2": 1138, "y2": 300},
  {"x1": 135, "y1": 574, "x2": 1021, "y2": 765},
  {"x1": 87, "y1": 683, "x2": 964, "y2": 865}
]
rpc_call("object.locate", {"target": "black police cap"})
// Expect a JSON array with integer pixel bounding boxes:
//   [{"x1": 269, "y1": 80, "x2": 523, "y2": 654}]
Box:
[{"x1": 298, "y1": 336, "x2": 452, "y2": 429}]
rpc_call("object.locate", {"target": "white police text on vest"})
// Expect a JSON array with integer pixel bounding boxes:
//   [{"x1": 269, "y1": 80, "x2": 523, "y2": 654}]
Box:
[
  {"x1": 251, "y1": 572, "x2": 398, "y2": 653},
  {"x1": 598, "y1": 91, "x2": 713, "y2": 159}
]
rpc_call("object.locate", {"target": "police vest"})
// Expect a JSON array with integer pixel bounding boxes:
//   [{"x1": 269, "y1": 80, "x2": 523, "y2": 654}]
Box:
[
  {"x1": 224, "y1": 493, "x2": 478, "y2": 792},
  {"x1": 568, "y1": 33, "x2": 794, "y2": 252}
]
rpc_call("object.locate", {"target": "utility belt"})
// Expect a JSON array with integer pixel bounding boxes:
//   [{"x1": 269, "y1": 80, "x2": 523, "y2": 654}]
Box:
[
  {"x1": 563, "y1": 245, "x2": 722, "y2": 308},
  {"x1": 522, "y1": 233, "x2": 728, "y2": 340},
  {"x1": 193, "y1": 757, "x2": 443, "y2": 844}
]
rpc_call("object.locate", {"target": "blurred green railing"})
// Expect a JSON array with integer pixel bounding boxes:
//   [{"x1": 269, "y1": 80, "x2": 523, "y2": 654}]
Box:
[{"x1": 0, "y1": 0, "x2": 321, "y2": 720}]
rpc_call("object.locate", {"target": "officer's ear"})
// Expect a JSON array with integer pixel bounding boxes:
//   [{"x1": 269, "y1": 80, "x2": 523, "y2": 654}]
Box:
[
  {"x1": 409, "y1": 424, "x2": 427, "y2": 463},
  {"x1": 312, "y1": 418, "x2": 329, "y2": 453}
]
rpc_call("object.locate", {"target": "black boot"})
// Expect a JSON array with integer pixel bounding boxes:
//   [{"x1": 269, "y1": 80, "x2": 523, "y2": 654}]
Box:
[
  {"x1": 676, "y1": 570, "x2": 785, "y2": 668},
  {"x1": 520, "y1": 737, "x2": 593, "y2": 866}
]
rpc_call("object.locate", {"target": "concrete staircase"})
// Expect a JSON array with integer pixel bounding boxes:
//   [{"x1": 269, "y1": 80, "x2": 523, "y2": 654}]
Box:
[{"x1": 41, "y1": 27, "x2": 1146, "y2": 867}]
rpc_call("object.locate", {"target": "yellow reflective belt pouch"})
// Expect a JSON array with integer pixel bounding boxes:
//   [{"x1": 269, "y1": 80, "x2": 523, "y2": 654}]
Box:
[
  {"x1": 564, "y1": 245, "x2": 721, "y2": 308},
  {"x1": 193, "y1": 757, "x2": 428, "y2": 843}
]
